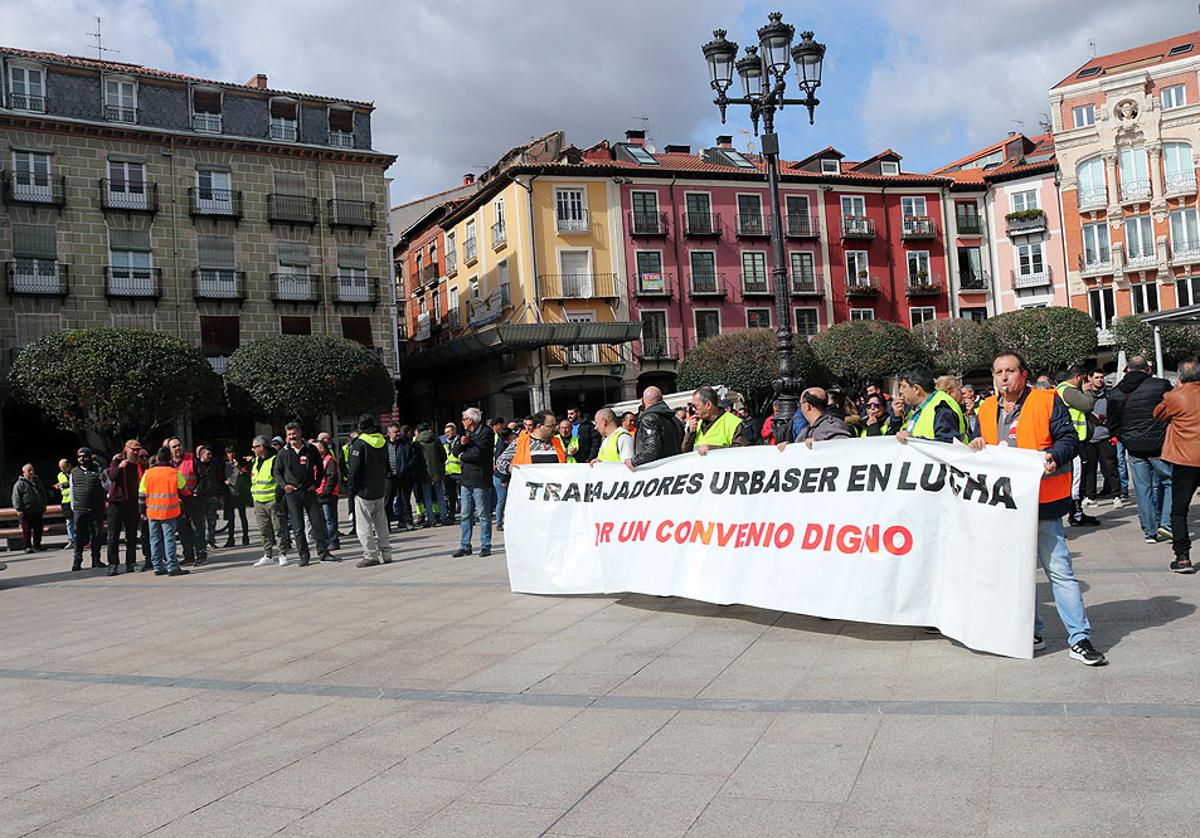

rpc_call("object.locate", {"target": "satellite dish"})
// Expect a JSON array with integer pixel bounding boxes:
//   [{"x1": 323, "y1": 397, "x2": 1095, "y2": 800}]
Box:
[{"x1": 645, "y1": 144, "x2": 657, "y2": 154}]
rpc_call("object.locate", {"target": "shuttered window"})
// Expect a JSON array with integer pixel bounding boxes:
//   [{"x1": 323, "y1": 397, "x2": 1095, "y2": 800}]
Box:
[
  {"x1": 198, "y1": 235, "x2": 235, "y2": 268},
  {"x1": 274, "y1": 170, "x2": 307, "y2": 195},
  {"x1": 337, "y1": 245, "x2": 367, "y2": 270},
  {"x1": 334, "y1": 176, "x2": 364, "y2": 201},
  {"x1": 277, "y1": 241, "x2": 310, "y2": 268},
  {"x1": 13, "y1": 224, "x2": 57, "y2": 259},
  {"x1": 109, "y1": 228, "x2": 151, "y2": 251}
]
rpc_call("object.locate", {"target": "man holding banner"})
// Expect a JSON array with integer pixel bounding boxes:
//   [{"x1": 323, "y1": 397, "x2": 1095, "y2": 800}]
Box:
[
  {"x1": 683, "y1": 386, "x2": 749, "y2": 455},
  {"x1": 971, "y1": 350, "x2": 1108, "y2": 666}
]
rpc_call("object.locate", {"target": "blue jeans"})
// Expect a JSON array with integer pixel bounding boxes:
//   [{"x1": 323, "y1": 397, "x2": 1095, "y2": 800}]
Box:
[
  {"x1": 459, "y1": 485, "x2": 492, "y2": 551},
  {"x1": 320, "y1": 498, "x2": 340, "y2": 548},
  {"x1": 148, "y1": 518, "x2": 179, "y2": 573},
  {"x1": 493, "y1": 474, "x2": 509, "y2": 528},
  {"x1": 1036, "y1": 518, "x2": 1091, "y2": 645},
  {"x1": 1116, "y1": 441, "x2": 1129, "y2": 496},
  {"x1": 1128, "y1": 454, "x2": 1172, "y2": 538},
  {"x1": 64, "y1": 503, "x2": 75, "y2": 544},
  {"x1": 418, "y1": 479, "x2": 446, "y2": 523}
]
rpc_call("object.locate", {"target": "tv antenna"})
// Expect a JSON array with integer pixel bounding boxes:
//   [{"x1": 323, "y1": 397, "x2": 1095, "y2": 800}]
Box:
[
  {"x1": 86, "y1": 17, "x2": 120, "y2": 61},
  {"x1": 737, "y1": 129, "x2": 757, "y2": 154},
  {"x1": 1088, "y1": 37, "x2": 1096, "y2": 58},
  {"x1": 629, "y1": 115, "x2": 656, "y2": 152},
  {"x1": 1009, "y1": 118, "x2": 1026, "y2": 133}
]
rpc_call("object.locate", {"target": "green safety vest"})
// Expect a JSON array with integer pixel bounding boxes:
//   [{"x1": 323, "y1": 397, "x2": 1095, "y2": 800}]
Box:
[
  {"x1": 444, "y1": 442, "x2": 462, "y2": 475},
  {"x1": 250, "y1": 455, "x2": 278, "y2": 504},
  {"x1": 1055, "y1": 382, "x2": 1088, "y2": 441},
  {"x1": 598, "y1": 428, "x2": 631, "y2": 462},
  {"x1": 908, "y1": 390, "x2": 968, "y2": 443},
  {"x1": 559, "y1": 435, "x2": 579, "y2": 464},
  {"x1": 695, "y1": 410, "x2": 742, "y2": 449},
  {"x1": 58, "y1": 470, "x2": 71, "y2": 505}
]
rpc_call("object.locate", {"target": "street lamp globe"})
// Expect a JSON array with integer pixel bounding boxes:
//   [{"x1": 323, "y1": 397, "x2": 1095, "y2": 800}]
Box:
[
  {"x1": 791, "y1": 30, "x2": 826, "y2": 94},
  {"x1": 702, "y1": 29, "x2": 738, "y2": 93},
  {"x1": 756, "y1": 11, "x2": 795, "y2": 78},
  {"x1": 736, "y1": 46, "x2": 766, "y2": 101}
]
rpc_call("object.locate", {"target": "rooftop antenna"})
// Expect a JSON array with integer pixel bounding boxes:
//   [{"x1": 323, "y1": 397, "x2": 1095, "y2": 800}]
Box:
[
  {"x1": 629, "y1": 115, "x2": 656, "y2": 153},
  {"x1": 1088, "y1": 37, "x2": 1096, "y2": 58},
  {"x1": 737, "y1": 128, "x2": 757, "y2": 154},
  {"x1": 86, "y1": 16, "x2": 120, "y2": 61},
  {"x1": 1009, "y1": 118, "x2": 1025, "y2": 133}
]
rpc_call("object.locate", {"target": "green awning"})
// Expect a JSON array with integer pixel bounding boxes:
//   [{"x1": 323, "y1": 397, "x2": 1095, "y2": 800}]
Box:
[{"x1": 402, "y1": 321, "x2": 641, "y2": 375}]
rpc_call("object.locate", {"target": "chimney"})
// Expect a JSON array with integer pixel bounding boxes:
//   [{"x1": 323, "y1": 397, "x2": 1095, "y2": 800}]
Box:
[
  {"x1": 463, "y1": 173, "x2": 475, "y2": 185},
  {"x1": 716, "y1": 135, "x2": 733, "y2": 148},
  {"x1": 245, "y1": 73, "x2": 269, "y2": 90},
  {"x1": 624, "y1": 129, "x2": 646, "y2": 146},
  {"x1": 664, "y1": 144, "x2": 691, "y2": 154}
]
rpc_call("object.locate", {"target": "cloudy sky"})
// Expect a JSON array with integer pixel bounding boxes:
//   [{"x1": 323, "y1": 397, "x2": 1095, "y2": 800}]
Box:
[{"x1": 6, "y1": 0, "x2": 1195, "y2": 203}]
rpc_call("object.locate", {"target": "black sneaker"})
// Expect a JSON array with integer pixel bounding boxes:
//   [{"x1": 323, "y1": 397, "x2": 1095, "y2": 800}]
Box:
[
  {"x1": 1069, "y1": 639, "x2": 1107, "y2": 666},
  {"x1": 452, "y1": 548, "x2": 472, "y2": 557},
  {"x1": 1070, "y1": 514, "x2": 1101, "y2": 527},
  {"x1": 320, "y1": 554, "x2": 342, "y2": 563},
  {"x1": 1170, "y1": 559, "x2": 1197, "y2": 574},
  {"x1": 167, "y1": 568, "x2": 190, "y2": 576},
  {"x1": 154, "y1": 569, "x2": 167, "y2": 576},
  {"x1": 1032, "y1": 635, "x2": 1046, "y2": 651},
  {"x1": 479, "y1": 548, "x2": 492, "y2": 558}
]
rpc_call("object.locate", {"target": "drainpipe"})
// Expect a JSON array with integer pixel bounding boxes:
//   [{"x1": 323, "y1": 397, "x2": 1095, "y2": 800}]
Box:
[
  {"x1": 1053, "y1": 166, "x2": 1071, "y2": 309},
  {"x1": 880, "y1": 184, "x2": 897, "y2": 323},
  {"x1": 942, "y1": 185, "x2": 958, "y2": 318},
  {"x1": 514, "y1": 173, "x2": 546, "y2": 409},
  {"x1": 168, "y1": 135, "x2": 181, "y2": 335},
  {"x1": 667, "y1": 173, "x2": 689, "y2": 358}
]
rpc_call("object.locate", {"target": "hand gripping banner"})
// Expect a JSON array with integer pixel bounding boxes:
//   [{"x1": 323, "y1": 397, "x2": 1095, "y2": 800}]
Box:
[{"x1": 504, "y1": 437, "x2": 1045, "y2": 658}]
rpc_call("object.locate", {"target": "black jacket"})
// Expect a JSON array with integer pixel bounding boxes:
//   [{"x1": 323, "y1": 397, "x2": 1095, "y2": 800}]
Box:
[
  {"x1": 386, "y1": 437, "x2": 423, "y2": 482},
  {"x1": 453, "y1": 424, "x2": 495, "y2": 489},
  {"x1": 347, "y1": 433, "x2": 389, "y2": 500},
  {"x1": 574, "y1": 418, "x2": 601, "y2": 462},
  {"x1": 633, "y1": 402, "x2": 684, "y2": 466},
  {"x1": 68, "y1": 465, "x2": 106, "y2": 514},
  {"x1": 11, "y1": 475, "x2": 47, "y2": 515},
  {"x1": 273, "y1": 442, "x2": 322, "y2": 492},
  {"x1": 1108, "y1": 371, "x2": 1171, "y2": 457},
  {"x1": 194, "y1": 459, "x2": 226, "y2": 498}
]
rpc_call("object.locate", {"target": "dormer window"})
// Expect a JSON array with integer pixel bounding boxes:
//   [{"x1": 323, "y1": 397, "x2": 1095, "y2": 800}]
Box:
[
  {"x1": 192, "y1": 87, "x2": 223, "y2": 133},
  {"x1": 328, "y1": 106, "x2": 354, "y2": 148},
  {"x1": 104, "y1": 75, "x2": 137, "y2": 123},
  {"x1": 8, "y1": 63, "x2": 46, "y2": 113},
  {"x1": 820, "y1": 158, "x2": 839, "y2": 174},
  {"x1": 881, "y1": 160, "x2": 899, "y2": 176},
  {"x1": 270, "y1": 97, "x2": 298, "y2": 142}
]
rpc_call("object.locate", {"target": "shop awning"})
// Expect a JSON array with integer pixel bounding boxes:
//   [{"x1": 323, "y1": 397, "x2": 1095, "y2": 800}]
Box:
[
  {"x1": 402, "y1": 321, "x2": 641, "y2": 375},
  {"x1": 1140, "y1": 303, "x2": 1200, "y2": 325}
]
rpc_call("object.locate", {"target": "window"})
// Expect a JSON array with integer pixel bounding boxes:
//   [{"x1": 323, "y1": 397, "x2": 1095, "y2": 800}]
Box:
[
  {"x1": 721, "y1": 149, "x2": 757, "y2": 169},
  {"x1": 846, "y1": 250, "x2": 869, "y2": 285},
  {"x1": 1010, "y1": 189, "x2": 1039, "y2": 212},
  {"x1": 341, "y1": 317, "x2": 374, "y2": 347},
  {"x1": 108, "y1": 228, "x2": 153, "y2": 296},
  {"x1": 104, "y1": 77, "x2": 137, "y2": 122},
  {"x1": 794, "y1": 307, "x2": 819, "y2": 337},
  {"x1": 957, "y1": 247, "x2": 985, "y2": 288},
  {"x1": 631, "y1": 191, "x2": 661, "y2": 233},
  {"x1": 275, "y1": 241, "x2": 312, "y2": 300},
  {"x1": 1072, "y1": 104, "x2": 1096, "y2": 127},
  {"x1": 555, "y1": 188, "x2": 587, "y2": 232},
  {"x1": 1119, "y1": 147, "x2": 1150, "y2": 200},
  {"x1": 849, "y1": 308, "x2": 875, "y2": 321},
  {"x1": 820, "y1": 158, "x2": 840, "y2": 174},
  {"x1": 741, "y1": 251, "x2": 768, "y2": 293},
  {"x1": 1176, "y1": 275, "x2": 1200, "y2": 307},
  {"x1": 906, "y1": 251, "x2": 931, "y2": 283},
  {"x1": 791, "y1": 251, "x2": 816, "y2": 292},
  {"x1": 623, "y1": 143, "x2": 659, "y2": 165},
  {"x1": 880, "y1": 160, "x2": 899, "y2": 176},
  {"x1": 1016, "y1": 243, "x2": 1044, "y2": 276},
  {"x1": 685, "y1": 193, "x2": 713, "y2": 232},
  {"x1": 12, "y1": 150, "x2": 51, "y2": 200},
  {"x1": 191, "y1": 88, "x2": 222, "y2": 133},
  {"x1": 200, "y1": 316, "x2": 240, "y2": 361},
  {"x1": 8, "y1": 64, "x2": 45, "y2": 112},
  {"x1": 280, "y1": 316, "x2": 311, "y2": 335},
  {"x1": 497, "y1": 259, "x2": 511, "y2": 307},
  {"x1": 106, "y1": 160, "x2": 147, "y2": 209},
  {"x1": 1130, "y1": 282, "x2": 1160, "y2": 314},
  {"x1": 449, "y1": 286, "x2": 461, "y2": 327},
  {"x1": 1170, "y1": 43, "x2": 1195, "y2": 56},
  {"x1": 690, "y1": 251, "x2": 718, "y2": 293},
  {"x1": 195, "y1": 168, "x2": 233, "y2": 214},
  {"x1": 491, "y1": 198, "x2": 507, "y2": 246},
  {"x1": 10, "y1": 224, "x2": 59, "y2": 293},
  {"x1": 901, "y1": 196, "x2": 927, "y2": 220},
  {"x1": 1125, "y1": 215, "x2": 1155, "y2": 262},
  {"x1": 1163, "y1": 142, "x2": 1196, "y2": 194},
  {"x1": 910, "y1": 307, "x2": 936, "y2": 327},
  {"x1": 197, "y1": 236, "x2": 238, "y2": 298},
  {"x1": 1171, "y1": 208, "x2": 1200, "y2": 257},
  {"x1": 841, "y1": 195, "x2": 869, "y2": 234},
  {"x1": 328, "y1": 108, "x2": 355, "y2": 147},
  {"x1": 640, "y1": 310, "x2": 669, "y2": 358},
  {"x1": 960, "y1": 307, "x2": 987, "y2": 323},
  {"x1": 564, "y1": 312, "x2": 596, "y2": 364},
  {"x1": 1081, "y1": 222, "x2": 1111, "y2": 267},
  {"x1": 747, "y1": 308, "x2": 771, "y2": 328},
  {"x1": 464, "y1": 220, "x2": 478, "y2": 263},
  {"x1": 337, "y1": 245, "x2": 369, "y2": 301},
  {"x1": 635, "y1": 251, "x2": 663, "y2": 293},
  {"x1": 269, "y1": 99, "x2": 299, "y2": 142},
  {"x1": 1088, "y1": 287, "x2": 1115, "y2": 330},
  {"x1": 559, "y1": 250, "x2": 592, "y2": 297},
  {"x1": 737, "y1": 194, "x2": 764, "y2": 234},
  {"x1": 956, "y1": 202, "x2": 980, "y2": 232},
  {"x1": 446, "y1": 231, "x2": 457, "y2": 275},
  {"x1": 695, "y1": 309, "x2": 721, "y2": 344},
  {"x1": 1076, "y1": 157, "x2": 1107, "y2": 208},
  {"x1": 1162, "y1": 84, "x2": 1187, "y2": 110},
  {"x1": 1076, "y1": 67, "x2": 1101, "y2": 79}
]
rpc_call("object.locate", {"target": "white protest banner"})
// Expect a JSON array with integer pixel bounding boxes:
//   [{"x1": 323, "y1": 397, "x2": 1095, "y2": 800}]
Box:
[{"x1": 505, "y1": 436, "x2": 1045, "y2": 659}]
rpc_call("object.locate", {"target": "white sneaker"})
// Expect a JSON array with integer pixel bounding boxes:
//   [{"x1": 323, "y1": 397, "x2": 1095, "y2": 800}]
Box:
[
  {"x1": 1111, "y1": 496, "x2": 1124, "y2": 508},
  {"x1": 277, "y1": 553, "x2": 290, "y2": 566},
  {"x1": 1082, "y1": 498, "x2": 1098, "y2": 509},
  {"x1": 253, "y1": 555, "x2": 272, "y2": 567}
]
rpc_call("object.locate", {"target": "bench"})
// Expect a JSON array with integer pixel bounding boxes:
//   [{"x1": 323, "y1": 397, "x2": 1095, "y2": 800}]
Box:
[{"x1": 0, "y1": 505, "x2": 67, "y2": 551}]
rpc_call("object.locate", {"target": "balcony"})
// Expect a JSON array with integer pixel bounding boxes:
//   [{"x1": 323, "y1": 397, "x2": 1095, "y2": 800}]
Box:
[
  {"x1": 193, "y1": 269, "x2": 245, "y2": 301},
  {"x1": 207, "y1": 356, "x2": 228, "y2": 375},
  {"x1": 192, "y1": 112, "x2": 222, "y2": 133},
  {"x1": 1077, "y1": 185, "x2": 1108, "y2": 210},
  {"x1": 905, "y1": 275, "x2": 943, "y2": 296},
  {"x1": 741, "y1": 274, "x2": 772, "y2": 296},
  {"x1": 639, "y1": 337, "x2": 681, "y2": 363},
  {"x1": 629, "y1": 211, "x2": 668, "y2": 236},
  {"x1": 268, "y1": 193, "x2": 318, "y2": 225},
  {"x1": 445, "y1": 257, "x2": 458, "y2": 278},
  {"x1": 104, "y1": 267, "x2": 162, "y2": 299},
  {"x1": 5, "y1": 262, "x2": 68, "y2": 298},
  {"x1": 104, "y1": 104, "x2": 137, "y2": 124},
  {"x1": 955, "y1": 216, "x2": 983, "y2": 236},
  {"x1": 688, "y1": 272, "x2": 727, "y2": 298},
  {"x1": 958, "y1": 272, "x2": 991, "y2": 293},
  {"x1": 1096, "y1": 328, "x2": 1115, "y2": 346},
  {"x1": 1010, "y1": 267, "x2": 1053, "y2": 290},
  {"x1": 1173, "y1": 238, "x2": 1200, "y2": 265},
  {"x1": 1005, "y1": 210, "x2": 1046, "y2": 237},
  {"x1": 1078, "y1": 254, "x2": 1113, "y2": 276},
  {"x1": 329, "y1": 131, "x2": 354, "y2": 148},
  {"x1": 333, "y1": 275, "x2": 380, "y2": 304},
  {"x1": 556, "y1": 210, "x2": 589, "y2": 233},
  {"x1": 785, "y1": 214, "x2": 819, "y2": 238},
  {"x1": 1120, "y1": 179, "x2": 1151, "y2": 202},
  {"x1": 736, "y1": 213, "x2": 769, "y2": 237},
  {"x1": 189, "y1": 188, "x2": 243, "y2": 222},
  {"x1": 538, "y1": 273, "x2": 619, "y2": 299},
  {"x1": 100, "y1": 179, "x2": 158, "y2": 214},
  {"x1": 683, "y1": 212, "x2": 721, "y2": 237},
  {"x1": 632, "y1": 272, "x2": 673, "y2": 297},
  {"x1": 271, "y1": 273, "x2": 321, "y2": 304},
  {"x1": 3, "y1": 172, "x2": 66, "y2": 208},
  {"x1": 463, "y1": 240, "x2": 478, "y2": 266},
  {"x1": 420, "y1": 264, "x2": 439, "y2": 285},
  {"x1": 546, "y1": 343, "x2": 624, "y2": 367},
  {"x1": 845, "y1": 274, "x2": 881, "y2": 297},
  {"x1": 269, "y1": 122, "x2": 298, "y2": 142},
  {"x1": 790, "y1": 272, "x2": 824, "y2": 296},
  {"x1": 327, "y1": 199, "x2": 376, "y2": 230},
  {"x1": 491, "y1": 221, "x2": 507, "y2": 249},
  {"x1": 8, "y1": 92, "x2": 45, "y2": 112},
  {"x1": 841, "y1": 216, "x2": 876, "y2": 239},
  {"x1": 901, "y1": 216, "x2": 938, "y2": 239},
  {"x1": 1124, "y1": 249, "x2": 1158, "y2": 271},
  {"x1": 1164, "y1": 172, "x2": 1197, "y2": 196}
]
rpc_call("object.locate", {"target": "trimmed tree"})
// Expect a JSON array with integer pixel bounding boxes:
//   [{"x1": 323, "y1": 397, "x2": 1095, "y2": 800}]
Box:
[
  {"x1": 224, "y1": 335, "x2": 394, "y2": 425},
  {"x1": 677, "y1": 328, "x2": 815, "y2": 417},
  {"x1": 913, "y1": 318, "x2": 997, "y2": 376},
  {"x1": 810, "y1": 320, "x2": 926, "y2": 391},
  {"x1": 984, "y1": 306, "x2": 1098, "y2": 373},
  {"x1": 6, "y1": 328, "x2": 221, "y2": 451}
]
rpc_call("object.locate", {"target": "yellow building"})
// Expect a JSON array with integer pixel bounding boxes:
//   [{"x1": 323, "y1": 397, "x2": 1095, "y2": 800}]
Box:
[{"x1": 401, "y1": 133, "x2": 639, "y2": 420}]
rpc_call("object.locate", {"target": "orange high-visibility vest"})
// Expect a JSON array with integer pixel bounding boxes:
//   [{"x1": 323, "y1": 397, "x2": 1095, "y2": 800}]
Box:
[
  {"x1": 511, "y1": 431, "x2": 567, "y2": 465},
  {"x1": 977, "y1": 388, "x2": 1071, "y2": 505},
  {"x1": 143, "y1": 466, "x2": 183, "y2": 520}
]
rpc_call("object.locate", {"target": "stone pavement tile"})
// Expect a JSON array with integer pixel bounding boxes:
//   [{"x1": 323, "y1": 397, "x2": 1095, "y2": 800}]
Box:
[
  {"x1": 0, "y1": 708, "x2": 117, "y2": 761},
  {"x1": 670, "y1": 709, "x2": 777, "y2": 731},
  {"x1": 552, "y1": 770, "x2": 725, "y2": 838},
  {"x1": 14, "y1": 748, "x2": 198, "y2": 810},
  {"x1": 990, "y1": 728, "x2": 1138, "y2": 791},
  {"x1": 333, "y1": 703, "x2": 487, "y2": 762},
  {"x1": 463, "y1": 747, "x2": 625, "y2": 809},
  {"x1": 226, "y1": 743, "x2": 400, "y2": 811},
  {"x1": 607, "y1": 655, "x2": 734, "y2": 698},
  {"x1": 52, "y1": 775, "x2": 236, "y2": 836},
  {"x1": 449, "y1": 660, "x2": 566, "y2": 693},
  {"x1": 0, "y1": 795, "x2": 79, "y2": 838},
  {"x1": 621, "y1": 717, "x2": 764, "y2": 776},
  {"x1": 1, "y1": 729, "x2": 151, "y2": 783},
  {"x1": 835, "y1": 763, "x2": 991, "y2": 836},
  {"x1": 723, "y1": 738, "x2": 872, "y2": 804},
  {"x1": 686, "y1": 796, "x2": 841, "y2": 838},
  {"x1": 145, "y1": 800, "x2": 308, "y2": 837},
  {"x1": 407, "y1": 800, "x2": 561, "y2": 837},
  {"x1": 532, "y1": 708, "x2": 675, "y2": 756},
  {"x1": 394, "y1": 725, "x2": 547, "y2": 782},
  {"x1": 470, "y1": 703, "x2": 584, "y2": 733},
  {"x1": 987, "y1": 784, "x2": 1142, "y2": 837},
  {"x1": 698, "y1": 662, "x2": 814, "y2": 700},
  {"x1": 864, "y1": 715, "x2": 994, "y2": 768},
  {"x1": 525, "y1": 668, "x2": 643, "y2": 697},
  {"x1": 288, "y1": 767, "x2": 472, "y2": 836}
]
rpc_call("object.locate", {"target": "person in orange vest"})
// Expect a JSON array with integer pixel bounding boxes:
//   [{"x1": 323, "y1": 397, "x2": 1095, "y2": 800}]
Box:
[
  {"x1": 138, "y1": 446, "x2": 189, "y2": 576},
  {"x1": 496, "y1": 410, "x2": 566, "y2": 477},
  {"x1": 969, "y1": 350, "x2": 1106, "y2": 666}
]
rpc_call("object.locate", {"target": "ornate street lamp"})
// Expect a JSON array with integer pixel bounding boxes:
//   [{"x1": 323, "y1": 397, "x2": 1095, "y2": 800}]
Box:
[{"x1": 702, "y1": 11, "x2": 825, "y2": 442}]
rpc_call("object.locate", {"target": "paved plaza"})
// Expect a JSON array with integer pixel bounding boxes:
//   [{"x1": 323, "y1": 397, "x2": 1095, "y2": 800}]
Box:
[{"x1": 0, "y1": 499, "x2": 1197, "y2": 837}]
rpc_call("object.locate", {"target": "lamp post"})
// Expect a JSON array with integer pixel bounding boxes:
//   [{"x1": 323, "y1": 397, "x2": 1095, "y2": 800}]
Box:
[{"x1": 703, "y1": 13, "x2": 825, "y2": 442}]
